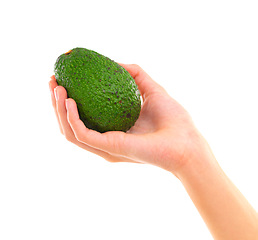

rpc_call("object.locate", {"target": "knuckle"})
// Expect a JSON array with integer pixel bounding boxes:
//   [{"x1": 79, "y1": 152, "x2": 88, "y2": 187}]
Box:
[
  {"x1": 64, "y1": 133, "x2": 75, "y2": 143},
  {"x1": 107, "y1": 133, "x2": 125, "y2": 155},
  {"x1": 104, "y1": 156, "x2": 118, "y2": 163},
  {"x1": 52, "y1": 102, "x2": 57, "y2": 109},
  {"x1": 132, "y1": 64, "x2": 142, "y2": 71},
  {"x1": 74, "y1": 132, "x2": 84, "y2": 143},
  {"x1": 59, "y1": 128, "x2": 64, "y2": 135},
  {"x1": 157, "y1": 85, "x2": 167, "y2": 94}
]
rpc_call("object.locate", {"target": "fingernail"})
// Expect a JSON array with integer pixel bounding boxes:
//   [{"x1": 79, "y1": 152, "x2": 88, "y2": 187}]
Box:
[{"x1": 54, "y1": 87, "x2": 58, "y2": 100}]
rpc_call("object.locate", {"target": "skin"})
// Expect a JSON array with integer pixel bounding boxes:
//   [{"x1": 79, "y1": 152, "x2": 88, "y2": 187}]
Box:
[{"x1": 49, "y1": 63, "x2": 258, "y2": 239}]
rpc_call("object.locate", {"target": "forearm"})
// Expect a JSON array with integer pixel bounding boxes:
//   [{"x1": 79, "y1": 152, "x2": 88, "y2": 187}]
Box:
[{"x1": 176, "y1": 138, "x2": 258, "y2": 240}]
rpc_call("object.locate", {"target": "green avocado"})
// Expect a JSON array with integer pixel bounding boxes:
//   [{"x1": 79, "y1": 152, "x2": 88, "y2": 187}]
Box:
[{"x1": 54, "y1": 47, "x2": 141, "y2": 133}]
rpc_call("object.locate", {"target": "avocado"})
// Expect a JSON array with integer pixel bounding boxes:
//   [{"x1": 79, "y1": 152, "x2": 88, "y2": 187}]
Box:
[{"x1": 54, "y1": 47, "x2": 141, "y2": 133}]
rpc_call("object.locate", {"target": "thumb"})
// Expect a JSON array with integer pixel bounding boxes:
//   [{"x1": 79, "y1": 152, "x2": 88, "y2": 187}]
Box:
[{"x1": 118, "y1": 63, "x2": 166, "y2": 100}]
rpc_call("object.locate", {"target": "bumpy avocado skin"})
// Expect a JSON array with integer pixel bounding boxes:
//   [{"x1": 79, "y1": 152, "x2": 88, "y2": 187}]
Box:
[{"x1": 54, "y1": 47, "x2": 141, "y2": 133}]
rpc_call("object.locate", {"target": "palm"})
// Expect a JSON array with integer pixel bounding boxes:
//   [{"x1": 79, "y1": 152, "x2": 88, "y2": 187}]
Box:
[
  {"x1": 105, "y1": 87, "x2": 193, "y2": 170},
  {"x1": 127, "y1": 94, "x2": 159, "y2": 134},
  {"x1": 99, "y1": 90, "x2": 169, "y2": 163}
]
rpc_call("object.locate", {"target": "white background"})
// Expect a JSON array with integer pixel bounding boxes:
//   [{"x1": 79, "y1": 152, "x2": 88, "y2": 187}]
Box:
[{"x1": 0, "y1": 0, "x2": 258, "y2": 239}]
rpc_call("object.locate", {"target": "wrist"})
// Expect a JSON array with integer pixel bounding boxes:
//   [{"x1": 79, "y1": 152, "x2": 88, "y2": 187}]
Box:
[
  {"x1": 174, "y1": 130, "x2": 218, "y2": 181},
  {"x1": 174, "y1": 132, "x2": 258, "y2": 240}
]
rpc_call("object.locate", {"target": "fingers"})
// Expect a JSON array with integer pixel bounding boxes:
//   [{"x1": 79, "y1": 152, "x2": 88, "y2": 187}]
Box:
[
  {"x1": 49, "y1": 76, "x2": 57, "y2": 108},
  {"x1": 52, "y1": 86, "x2": 121, "y2": 160},
  {"x1": 54, "y1": 86, "x2": 97, "y2": 148},
  {"x1": 65, "y1": 98, "x2": 138, "y2": 158},
  {"x1": 55, "y1": 86, "x2": 75, "y2": 140},
  {"x1": 49, "y1": 73, "x2": 145, "y2": 162},
  {"x1": 50, "y1": 83, "x2": 140, "y2": 163},
  {"x1": 118, "y1": 63, "x2": 166, "y2": 100},
  {"x1": 65, "y1": 98, "x2": 107, "y2": 149},
  {"x1": 49, "y1": 76, "x2": 63, "y2": 134}
]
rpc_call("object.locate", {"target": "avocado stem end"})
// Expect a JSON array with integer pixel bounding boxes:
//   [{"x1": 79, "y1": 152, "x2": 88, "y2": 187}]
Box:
[{"x1": 65, "y1": 50, "x2": 72, "y2": 55}]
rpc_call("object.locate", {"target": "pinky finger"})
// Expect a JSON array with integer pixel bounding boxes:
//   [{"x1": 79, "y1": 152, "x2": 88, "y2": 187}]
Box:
[{"x1": 49, "y1": 78, "x2": 63, "y2": 134}]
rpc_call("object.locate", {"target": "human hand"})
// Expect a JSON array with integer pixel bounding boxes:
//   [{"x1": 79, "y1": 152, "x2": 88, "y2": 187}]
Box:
[{"x1": 49, "y1": 64, "x2": 209, "y2": 175}]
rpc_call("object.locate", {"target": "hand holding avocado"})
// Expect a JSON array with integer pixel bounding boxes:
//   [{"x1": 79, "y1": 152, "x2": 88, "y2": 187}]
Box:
[
  {"x1": 49, "y1": 51, "x2": 258, "y2": 240},
  {"x1": 50, "y1": 61, "x2": 199, "y2": 172}
]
